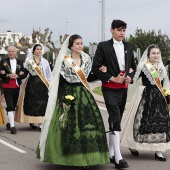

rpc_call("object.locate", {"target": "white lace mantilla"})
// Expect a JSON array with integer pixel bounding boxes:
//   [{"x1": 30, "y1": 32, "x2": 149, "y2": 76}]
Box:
[
  {"x1": 60, "y1": 52, "x2": 91, "y2": 83},
  {"x1": 24, "y1": 57, "x2": 52, "y2": 82},
  {"x1": 142, "y1": 65, "x2": 164, "y2": 85}
]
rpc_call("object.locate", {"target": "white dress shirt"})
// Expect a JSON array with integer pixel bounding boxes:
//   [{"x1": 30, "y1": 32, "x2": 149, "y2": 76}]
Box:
[
  {"x1": 10, "y1": 58, "x2": 17, "y2": 73},
  {"x1": 113, "y1": 38, "x2": 125, "y2": 71},
  {"x1": 10, "y1": 58, "x2": 19, "y2": 86}
]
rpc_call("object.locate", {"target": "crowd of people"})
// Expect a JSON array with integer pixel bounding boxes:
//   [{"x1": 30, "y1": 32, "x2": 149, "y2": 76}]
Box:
[{"x1": 0, "y1": 19, "x2": 170, "y2": 169}]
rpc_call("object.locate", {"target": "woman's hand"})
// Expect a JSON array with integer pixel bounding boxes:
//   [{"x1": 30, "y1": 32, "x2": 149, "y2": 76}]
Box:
[
  {"x1": 168, "y1": 104, "x2": 170, "y2": 110},
  {"x1": 0, "y1": 70, "x2": 5, "y2": 74},
  {"x1": 99, "y1": 65, "x2": 107, "y2": 72},
  {"x1": 19, "y1": 71, "x2": 24, "y2": 75},
  {"x1": 62, "y1": 103, "x2": 67, "y2": 108},
  {"x1": 129, "y1": 68, "x2": 133, "y2": 73},
  {"x1": 0, "y1": 94, "x2": 4, "y2": 102}
]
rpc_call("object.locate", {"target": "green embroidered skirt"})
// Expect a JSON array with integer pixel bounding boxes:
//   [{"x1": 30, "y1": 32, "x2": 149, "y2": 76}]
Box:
[{"x1": 36, "y1": 84, "x2": 109, "y2": 166}]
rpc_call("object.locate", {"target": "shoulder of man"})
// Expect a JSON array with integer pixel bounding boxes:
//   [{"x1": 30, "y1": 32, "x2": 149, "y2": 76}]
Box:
[
  {"x1": 123, "y1": 41, "x2": 133, "y2": 49},
  {"x1": 16, "y1": 58, "x2": 25, "y2": 66},
  {"x1": 99, "y1": 39, "x2": 112, "y2": 45},
  {"x1": 16, "y1": 58, "x2": 23, "y2": 63},
  {"x1": 123, "y1": 41, "x2": 131, "y2": 46}
]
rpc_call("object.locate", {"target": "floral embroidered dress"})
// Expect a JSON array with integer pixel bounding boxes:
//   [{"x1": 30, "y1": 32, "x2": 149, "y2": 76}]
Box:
[{"x1": 36, "y1": 53, "x2": 109, "y2": 166}]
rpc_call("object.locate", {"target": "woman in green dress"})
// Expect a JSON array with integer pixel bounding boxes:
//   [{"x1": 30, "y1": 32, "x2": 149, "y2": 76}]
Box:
[{"x1": 36, "y1": 34, "x2": 109, "y2": 169}]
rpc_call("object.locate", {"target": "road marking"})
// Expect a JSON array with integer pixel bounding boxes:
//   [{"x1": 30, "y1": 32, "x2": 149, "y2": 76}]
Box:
[
  {"x1": 0, "y1": 139, "x2": 27, "y2": 153},
  {"x1": 98, "y1": 106, "x2": 107, "y2": 111}
]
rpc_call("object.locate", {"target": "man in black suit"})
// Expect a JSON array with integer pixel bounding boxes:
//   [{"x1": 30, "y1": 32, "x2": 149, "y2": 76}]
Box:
[
  {"x1": 0, "y1": 46, "x2": 25, "y2": 134},
  {"x1": 92, "y1": 20, "x2": 136, "y2": 169}
]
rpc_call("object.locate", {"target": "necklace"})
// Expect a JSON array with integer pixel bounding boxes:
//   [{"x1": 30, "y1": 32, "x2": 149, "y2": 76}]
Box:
[{"x1": 33, "y1": 56, "x2": 41, "y2": 65}]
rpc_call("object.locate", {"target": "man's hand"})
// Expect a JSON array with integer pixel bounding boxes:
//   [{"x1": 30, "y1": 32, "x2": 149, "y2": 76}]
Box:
[
  {"x1": 12, "y1": 74, "x2": 19, "y2": 79},
  {"x1": 110, "y1": 73, "x2": 125, "y2": 83},
  {"x1": 125, "y1": 75, "x2": 131, "y2": 85},
  {"x1": 8, "y1": 73, "x2": 18, "y2": 79}
]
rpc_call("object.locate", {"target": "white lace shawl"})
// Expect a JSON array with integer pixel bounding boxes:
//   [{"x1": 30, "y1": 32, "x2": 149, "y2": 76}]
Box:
[
  {"x1": 24, "y1": 44, "x2": 52, "y2": 82},
  {"x1": 133, "y1": 45, "x2": 170, "y2": 90},
  {"x1": 141, "y1": 64, "x2": 164, "y2": 85},
  {"x1": 60, "y1": 52, "x2": 91, "y2": 83}
]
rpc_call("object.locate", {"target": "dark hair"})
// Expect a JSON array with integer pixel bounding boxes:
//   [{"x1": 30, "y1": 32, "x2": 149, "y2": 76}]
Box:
[
  {"x1": 68, "y1": 34, "x2": 82, "y2": 49},
  {"x1": 111, "y1": 20, "x2": 127, "y2": 29},
  {"x1": 32, "y1": 44, "x2": 42, "y2": 53},
  {"x1": 147, "y1": 44, "x2": 159, "y2": 57}
]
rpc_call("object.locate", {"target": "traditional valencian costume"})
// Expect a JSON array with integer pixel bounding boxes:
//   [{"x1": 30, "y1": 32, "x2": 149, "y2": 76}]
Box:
[
  {"x1": 121, "y1": 45, "x2": 170, "y2": 153},
  {"x1": 36, "y1": 36, "x2": 109, "y2": 167},
  {"x1": 15, "y1": 44, "x2": 52, "y2": 124}
]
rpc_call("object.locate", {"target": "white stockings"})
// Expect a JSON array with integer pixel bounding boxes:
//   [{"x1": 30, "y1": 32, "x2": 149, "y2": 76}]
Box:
[
  {"x1": 8, "y1": 111, "x2": 14, "y2": 127},
  {"x1": 109, "y1": 131, "x2": 123, "y2": 163}
]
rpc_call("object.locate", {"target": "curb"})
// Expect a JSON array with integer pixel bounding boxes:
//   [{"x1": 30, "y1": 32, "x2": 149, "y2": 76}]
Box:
[{"x1": 95, "y1": 99, "x2": 105, "y2": 104}]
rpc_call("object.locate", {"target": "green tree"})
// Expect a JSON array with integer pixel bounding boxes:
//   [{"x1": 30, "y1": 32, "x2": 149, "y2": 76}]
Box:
[
  {"x1": 126, "y1": 28, "x2": 170, "y2": 64},
  {"x1": 83, "y1": 46, "x2": 89, "y2": 54}
]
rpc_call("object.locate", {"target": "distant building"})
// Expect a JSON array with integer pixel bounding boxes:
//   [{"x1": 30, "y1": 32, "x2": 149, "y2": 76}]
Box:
[{"x1": 0, "y1": 30, "x2": 32, "y2": 61}]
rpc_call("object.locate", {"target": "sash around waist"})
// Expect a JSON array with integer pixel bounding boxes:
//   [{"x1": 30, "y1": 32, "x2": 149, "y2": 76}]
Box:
[
  {"x1": 102, "y1": 81, "x2": 128, "y2": 89},
  {"x1": 102, "y1": 70, "x2": 128, "y2": 89}
]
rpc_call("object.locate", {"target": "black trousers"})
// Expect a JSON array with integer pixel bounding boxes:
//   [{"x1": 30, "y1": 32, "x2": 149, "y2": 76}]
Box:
[
  {"x1": 102, "y1": 87, "x2": 127, "y2": 131},
  {"x1": 3, "y1": 88, "x2": 20, "y2": 112}
]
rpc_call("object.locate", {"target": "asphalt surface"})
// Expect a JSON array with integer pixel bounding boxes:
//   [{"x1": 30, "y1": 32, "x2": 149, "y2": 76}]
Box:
[{"x1": 0, "y1": 81, "x2": 170, "y2": 170}]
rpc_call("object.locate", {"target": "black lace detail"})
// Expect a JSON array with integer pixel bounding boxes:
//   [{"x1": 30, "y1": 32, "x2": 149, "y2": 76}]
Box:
[
  {"x1": 24, "y1": 75, "x2": 48, "y2": 116},
  {"x1": 133, "y1": 86, "x2": 170, "y2": 143},
  {"x1": 60, "y1": 85, "x2": 108, "y2": 156}
]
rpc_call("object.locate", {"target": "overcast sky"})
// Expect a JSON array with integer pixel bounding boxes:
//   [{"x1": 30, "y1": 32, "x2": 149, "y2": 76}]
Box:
[{"x1": 1, "y1": 0, "x2": 170, "y2": 45}]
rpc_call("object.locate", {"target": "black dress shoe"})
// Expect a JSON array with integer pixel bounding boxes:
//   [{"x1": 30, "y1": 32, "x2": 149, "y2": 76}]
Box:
[
  {"x1": 129, "y1": 148, "x2": 139, "y2": 156},
  {"x1": 6, "y1": 123, "x2": 11, "y2": 130},
  {"x1": 110, "y1": 156, "x2": 115, "y2": 164},
  {"x1": 82, "y1": 166, "x2": 91, "y2": 170},
  {"x1": 11, "y1": 127, "x2": 17, "y2": 134},
  {"x1": 29, "y1": 123, "x2": 38, "y2": 129},
  {"x1": 155, "y1": 153, "x2": 166, "y2": 162},
  {"x1": 115, "y1": 159, "x2": 129, "y2": 169},
  {"x1": 37, "y1": 127, "x2": 41, "y2": 132}
]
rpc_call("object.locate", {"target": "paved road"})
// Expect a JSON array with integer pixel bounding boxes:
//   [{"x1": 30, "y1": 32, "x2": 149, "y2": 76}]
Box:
[{"x1": 0, "y1": 82, "x2": 170, "y2": 170}]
